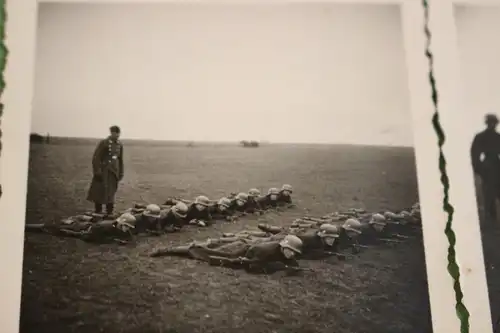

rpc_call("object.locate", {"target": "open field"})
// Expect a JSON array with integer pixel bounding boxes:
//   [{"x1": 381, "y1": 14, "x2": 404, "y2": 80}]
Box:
[{"x1": 20, "y1": 140, "x2": 432, "y2": 333}]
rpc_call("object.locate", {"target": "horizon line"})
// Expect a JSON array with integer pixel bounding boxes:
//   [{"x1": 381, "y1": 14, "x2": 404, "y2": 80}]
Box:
[{"x1": 30, "y1": 133, "x2": 414, "y2": 149}]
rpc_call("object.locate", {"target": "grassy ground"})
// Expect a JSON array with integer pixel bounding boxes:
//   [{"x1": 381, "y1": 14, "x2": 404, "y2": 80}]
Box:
[{"x1": 20, "y1": 140, "x2": 432, "y2": 333}]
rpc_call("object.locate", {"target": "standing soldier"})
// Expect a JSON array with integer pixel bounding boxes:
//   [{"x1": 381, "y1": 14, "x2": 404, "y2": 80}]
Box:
[
  {"x1": 86, "y1": 125, "x2": 124, "y2": 216},
  {"x1": 471, "y1": 114, "x2": 500, "y2": 222}
]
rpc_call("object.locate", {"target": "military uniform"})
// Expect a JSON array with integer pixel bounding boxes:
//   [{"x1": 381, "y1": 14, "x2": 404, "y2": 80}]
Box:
[
  {"x1": 132, "y1": 204, "x2": 169, "y2": 235},
  {"x1": 207, "y1": 237, "x2": 303, "y2": 273},
  {"x1": 208, "y1": 204, "x2": 234, "y2": 220},
  {"x1": 86, "y1": 137, "x2": 124, "y2": 214},
  {"x1": 27, "y1": 213, "x2": 135, "y2": 245},
  {"x1": 60, "y1": 219, "x2": 134, "y2": 244},
  {"x1": 158, "y1": 209, "x2": 185, "y2": 231},
  {"x1": 471, "y1": 115, "x2": 500, "y2": 220},
  {"x1": 185, "y1": 203, "x2": 213, "y2": 225},
  {"x1": 207, "y1": 197, "x2": 236, "y2": 221},
  {"x1": 257, "y1": 194, "x2": 279, "y2": 210},
  {"x1": 227, "y1": 199, "x2": 247, "y2": 214},
  {"x1": 277, "y1": 184, "x2": 294, "y2": 206},
  {"x1": 25, "y1": 213, "x2": 102, "y2": 234},
  {"x1": 226, "y1": 193, "x2": 258, "y2": 215},
  {"x1": 150, "y1": 238, "x2": 254, "y2": 260},
  {"x1": 257, "y1": 223, "x2": 341, "y2": 258}
]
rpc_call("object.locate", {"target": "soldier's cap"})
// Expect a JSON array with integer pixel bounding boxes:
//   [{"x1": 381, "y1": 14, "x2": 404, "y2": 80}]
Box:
[
  {"x1": 143, "y1": 204, "x2": 162, "y2": 218},
  {"x1": 485, "y1": 114, "x2": 499, "y2": 124},
  {"x1": 110, "y1": 125, "x2": 121, "y2": 134}
]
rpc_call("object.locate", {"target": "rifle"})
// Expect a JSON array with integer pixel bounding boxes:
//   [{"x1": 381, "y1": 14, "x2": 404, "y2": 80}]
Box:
[
  {"x1": 301, "y1": 216, "x2": 329, "y2": 223},
  {"x1": 208, "y1": 255, "x2": 246, "y2": 267},
  {"x1": 208, "y1": 256, "x2": 313, "y2": 274},
  {"x1": 378, "y1": 238, "x2": 404, "y2": 244},
  {"x1": 283, "y1": 265, "x2": 314, "y2": 273},
  {"x1": 323, "y1": 251, "x2": 354, "y2": 260}
]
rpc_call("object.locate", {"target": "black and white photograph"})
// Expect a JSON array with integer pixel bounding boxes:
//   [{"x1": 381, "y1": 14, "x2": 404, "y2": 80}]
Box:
[
  {"x1": 19, "y1": 3, "x2": 433, "y2": 333},
  {"x1": 455, "y1": 3, "x2": 500, "y2": 331}
]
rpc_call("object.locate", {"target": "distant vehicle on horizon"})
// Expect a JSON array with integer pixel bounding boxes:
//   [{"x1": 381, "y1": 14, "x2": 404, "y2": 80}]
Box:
[{"x1": 239, "y1": 140, "x2": 260, "y2": 148}]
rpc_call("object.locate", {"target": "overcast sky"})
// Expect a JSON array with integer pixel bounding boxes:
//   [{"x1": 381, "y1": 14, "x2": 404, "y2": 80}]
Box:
[
  {"x1": 32, "y1": 3, "x2": 412, "y2": 146},
  {"x1": 455, "y1": 5, "x2": 500, "y2": 141}
]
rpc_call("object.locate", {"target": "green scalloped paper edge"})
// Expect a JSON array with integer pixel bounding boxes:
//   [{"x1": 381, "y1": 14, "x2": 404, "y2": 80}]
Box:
[
  {"x1": 422, "y1": 1, "x2": 470, "y2": 332},
  {"x1": 0, "y1": 0, "x2": 5, "y2": 199}
]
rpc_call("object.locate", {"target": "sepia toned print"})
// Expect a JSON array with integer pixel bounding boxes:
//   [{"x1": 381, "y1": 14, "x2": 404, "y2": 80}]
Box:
[{"x1": 13, "y1": 2, "x2": 439, "y2": 333}]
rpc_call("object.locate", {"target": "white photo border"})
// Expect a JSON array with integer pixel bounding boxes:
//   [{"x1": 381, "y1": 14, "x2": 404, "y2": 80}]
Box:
[
  {"x1": 0, "y1": 1, "x2": 463, "y2": 332},
  {"x1": 431, "y1": 0, "x2": 500, "y2": 332}
]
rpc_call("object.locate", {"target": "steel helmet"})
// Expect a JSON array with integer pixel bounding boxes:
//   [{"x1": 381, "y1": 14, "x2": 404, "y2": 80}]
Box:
[
  {"x1": 268, "y1": 187, "x2": 280, "y2": 195},
  {"x1": 172, "y1": 201, "x2": 188, "y2": 218},
  {"x1": 342, "y1": 218, "x2": 363, "y2": 234},
  {"x1": 195, "y1": 195, "x2": 211, "y2": 206},
  {"x1": 143, "y1": 204, "x2": 162, "y2": 218},
  {"x1": 281, "y1": 184, "x2": 293, "y2": 193},
  {"x1": 384, "y1": 211, "x2": 398, "y2": 220},
  {"x1": 115, "y1": 212, "x2": 137, "y2": 228},
  {"x1": 370, "y1": 213, "x2": 386, "y2": 224},
  {"x1": 279, "y1": 234, "x2": 303, "y2": 254},
  {"x1": 218, "y1": 197, "x2": 232, "y2": 208},
  {"x1": 248, "y1": 188, "x2": 261, "y2": 197},
  {"x1": 236, "y1": 192, "x2": 249, "y2": 202}
]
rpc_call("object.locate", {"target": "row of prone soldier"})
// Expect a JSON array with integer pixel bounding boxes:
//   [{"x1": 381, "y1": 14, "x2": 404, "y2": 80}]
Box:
[
  {"x1": 148, "y1": 202, "x2": 422, "y2": 274},
  {"x1": 24, "y1": 184, "x2": 296, "y2": 244}
]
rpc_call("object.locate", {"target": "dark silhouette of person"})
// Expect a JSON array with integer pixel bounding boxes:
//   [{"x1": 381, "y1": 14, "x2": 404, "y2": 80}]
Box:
[
  {"x1": 471, "y1": 114, "x2": 500, "y2": 221},
  {"x1": 86, "y1": 125, "x2": 124, "y2": 216}
]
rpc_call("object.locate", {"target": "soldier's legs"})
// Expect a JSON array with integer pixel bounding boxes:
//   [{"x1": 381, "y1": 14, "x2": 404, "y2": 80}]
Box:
[
  {"x1": 94, "y1": 202, "x2": 103, "y2": 214},
  {"x1": 192, "y1": 243, "x2": 248, "y2": 259},
  {"x1": 481, "y1": 177, "x2": 497, "y2": 221},
  {"x1": 150, "y1": 245, "x2": 192, "y2": 257},
  {"x1": 106, "y1": 203, "x2": 114, "y2": 215}
]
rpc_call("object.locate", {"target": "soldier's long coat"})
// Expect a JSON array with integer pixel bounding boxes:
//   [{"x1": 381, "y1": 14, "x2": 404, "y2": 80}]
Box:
[
  {"x1": 471, "y1": 129, "x2": 500, "y2": 216},
  {"x1": 86, "y1": 138, "x2": 124, "y2": 204}
]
